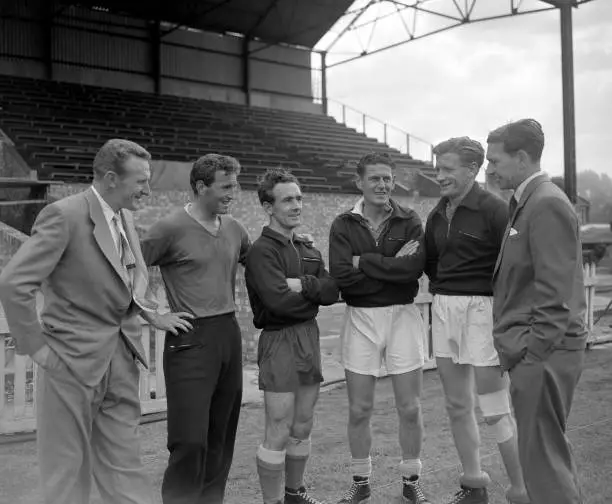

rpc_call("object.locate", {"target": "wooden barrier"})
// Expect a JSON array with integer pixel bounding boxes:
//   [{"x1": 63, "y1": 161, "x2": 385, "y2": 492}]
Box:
[
  {"x1": 0, "y1": 266, "x2": 600, "y2": 435},
  {"x1": 0, "y1": 320, "x2": 168, "y2": 435}
]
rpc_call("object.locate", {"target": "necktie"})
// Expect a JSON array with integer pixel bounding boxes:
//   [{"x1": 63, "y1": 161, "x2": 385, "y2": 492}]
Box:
[
  {"x1": 111, "y1": 215, "x2": 135, "y2": 291},
  {"x1": 509, "y1": 196, "x2": 518, "y2": 217}
]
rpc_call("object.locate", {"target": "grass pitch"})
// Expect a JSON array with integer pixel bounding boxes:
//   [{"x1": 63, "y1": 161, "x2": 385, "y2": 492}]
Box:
[{"x1": 1, "y1": 342, "x2": 611, "y2": 503}]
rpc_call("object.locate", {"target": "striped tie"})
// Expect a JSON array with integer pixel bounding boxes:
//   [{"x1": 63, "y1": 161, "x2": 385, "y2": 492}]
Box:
[{"x1": 112, "y1": 215, "x2": 135, "y2": 291}]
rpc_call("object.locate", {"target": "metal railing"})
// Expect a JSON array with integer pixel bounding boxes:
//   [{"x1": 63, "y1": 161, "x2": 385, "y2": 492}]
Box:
[{"x1": 326, "y1": 98, "x2": 433, "y2": 163}]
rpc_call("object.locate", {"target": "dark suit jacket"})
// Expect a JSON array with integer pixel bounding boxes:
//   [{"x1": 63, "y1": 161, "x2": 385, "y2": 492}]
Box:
[
  {"x1": 0, "y1": 188, "x2": 157, "y2": 386},
  {"x1": 492, "y1": 174, "x2": 587, "y2": 371}
]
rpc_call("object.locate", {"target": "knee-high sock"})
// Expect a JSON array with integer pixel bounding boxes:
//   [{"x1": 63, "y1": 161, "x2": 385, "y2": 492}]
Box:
[
  {"x1": 285, "y1": 437, "x2": 311, "y2": 490},
  {"x1": 257, "y1": 445, "x2": 285, "y2": 504}
]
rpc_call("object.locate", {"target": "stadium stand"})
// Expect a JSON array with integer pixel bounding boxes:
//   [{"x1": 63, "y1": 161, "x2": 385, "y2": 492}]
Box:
[{"x1": 0, "y1": 74, "x2": 435, "y2": 194}]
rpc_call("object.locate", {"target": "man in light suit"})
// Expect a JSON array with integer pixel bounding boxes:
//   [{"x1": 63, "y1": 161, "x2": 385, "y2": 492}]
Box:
[
  {"x1": 487, "y1": 119, "x2": 587, "y2": 504},
  {"x1": 0, "y1": 139, "x2": 193, "y2": 504}
]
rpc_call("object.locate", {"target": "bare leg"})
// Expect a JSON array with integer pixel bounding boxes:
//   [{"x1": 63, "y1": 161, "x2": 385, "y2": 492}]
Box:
[
  {"x1": 391, "y1": 368, "x2": 424, "y2": 464},
  {"x1": 437, "y1": 357, "x2": 482, "y2": 479},
  {"x1": 345, "y1": 370, "x2": 377, "y2": 460},
  {"x1": 257, "y1": 392, "x2": 295, "y2": 504},
  {"x1": 285, "y1": 384, "x2": 320, "y2": 491},
  {"x1": 474, "y1": 366, "x2": 528, "y2": 501}
]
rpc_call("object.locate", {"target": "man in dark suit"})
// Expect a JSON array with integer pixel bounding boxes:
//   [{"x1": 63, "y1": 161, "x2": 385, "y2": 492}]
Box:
[
  {"x1": 487, "y1": 119, "x2": 587, "y2": 504},
  {"x1": 0, "y1": 139, "x2": 192, "y2": 504}
]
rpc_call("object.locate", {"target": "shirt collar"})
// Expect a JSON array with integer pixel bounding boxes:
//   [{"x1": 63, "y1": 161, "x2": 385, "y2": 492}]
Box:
[
  {"x1": 435, "y1": 182, "x2": 481, "y2": 215},
  {"x1": 91, "y1": 186, "x2": 119, "y2": 226},
  {"x1": 350, "y1": 197, "x2": 393, "y2": 216},
  {"x1": 262, "y1": 226, "x2": 295, "y2": 245},
  {"x1": 514, "y1": 171, "x2": 542, "y2": 202},
  {"x1": 457, "y1": 182, "x2": 482, "y2": 210}
]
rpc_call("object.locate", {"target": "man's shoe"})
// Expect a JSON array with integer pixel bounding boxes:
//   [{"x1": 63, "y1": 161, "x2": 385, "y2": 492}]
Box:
[
  {"x1": 337, "y1": 478, "x2": 371, "y2": 503},
  {"x1": 285, "y1": 486, "x2": 325, "y2": 504},
  {"x1": 447, "y1": 485, "x2": 488, "y2": 504},
  {"x1": 402, "y1": 475, "x2": 431, "y2": 503}
]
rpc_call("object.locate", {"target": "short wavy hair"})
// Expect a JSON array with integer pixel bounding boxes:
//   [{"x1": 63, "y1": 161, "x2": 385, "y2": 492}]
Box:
[
  {"x1": 257, "y1": 167, "x2": 300, "y2": 205},
  {"x1": 190, "y1": 154, "x2": 241, "y2": 193},
  {"x1": 487, "y1": 118, "x2": 545, "y2": 162},
  {"x1": 356, "y1": 152, "x2": 395, "y2": 177},
  {"x1": 93, "y1": 139, "x2": 150, "y2": 178},
  {"x1": 433, "y1": 136, "x2": 485, "y2": 169}
]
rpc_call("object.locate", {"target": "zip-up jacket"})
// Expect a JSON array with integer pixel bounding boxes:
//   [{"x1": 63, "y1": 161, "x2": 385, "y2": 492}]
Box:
[
  {"x1": 425, "y1": 183, "x2": 509, "y2": 296},
  {"x1": 329, "y1": 199, "x2": 425, "y2": 307},
  {"x1": 245, "y1": 226, "x2": 339, "y2": 330}
]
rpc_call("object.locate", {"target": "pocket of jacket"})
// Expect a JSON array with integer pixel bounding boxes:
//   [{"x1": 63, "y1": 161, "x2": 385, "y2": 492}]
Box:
[
  {"x1": 458, "y1": 230, "x2": 485, "y2": 242},
  {"x1": 301, "y1": 256, "x2": 321, "y2": 276}
]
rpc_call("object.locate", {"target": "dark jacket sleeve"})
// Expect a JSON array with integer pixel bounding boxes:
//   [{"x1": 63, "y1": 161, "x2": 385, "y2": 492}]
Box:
[
  {"x1": 329, "y1": 217, "x2": 384, "y2": 297},
  {"x1": 301, "y1": 250, "x2": 340, "y2": 306},
  {"x1": 526, "y1": 198, "x2": 578, "y2": 359},
  {"x1": 424, "y1": 212, "x2": 438, "y2": 282},
  {"x1": 358, "y1": 214, "x2": 426, "y2": 283},
  {"x1": 245, "y1": 243, "x2": 318, "y2": 318}
]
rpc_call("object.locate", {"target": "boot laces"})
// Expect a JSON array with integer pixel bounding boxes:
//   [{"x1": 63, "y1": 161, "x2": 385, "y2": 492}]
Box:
[
  {"x1": 449, "y1": 487, "x2": 474, "y2": 504},
  {"x1": 340, "y1": 481, "x2": 365, "y2": 502}
]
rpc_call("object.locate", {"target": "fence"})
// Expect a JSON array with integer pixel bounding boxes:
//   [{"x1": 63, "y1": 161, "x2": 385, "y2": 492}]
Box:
[
  {"x1": 0, "y1": 265, "x2": 602, "y2": 436},
  {"x1": 325, "y1": 98, "x2": 434, "y2": 163},
  {"x1": 0, "y1": 320, "x2": 168, "y2": 435}
]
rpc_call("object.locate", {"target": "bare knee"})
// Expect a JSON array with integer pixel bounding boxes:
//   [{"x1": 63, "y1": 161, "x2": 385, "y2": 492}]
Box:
[
  {"x1": 445, "y1": 395, "x2": 475, "y2": 421},
  {"x1": 397, "y1": 399, "x2": 422, "y2": 426},
  {"x1": 349, "y1": 399, "x2": 373, "y2": 425},
  {"x1": 291, "y1": 412, "x2": 315, "y2": 440},
  {"x1": 264, "y1": 416, "x2": 292, "y2": 451}
]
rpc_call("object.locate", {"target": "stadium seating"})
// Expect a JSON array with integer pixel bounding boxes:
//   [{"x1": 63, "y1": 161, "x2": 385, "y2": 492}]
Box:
[{"x1": 0, "y1": 75, "x2": 435, "y2": 193}]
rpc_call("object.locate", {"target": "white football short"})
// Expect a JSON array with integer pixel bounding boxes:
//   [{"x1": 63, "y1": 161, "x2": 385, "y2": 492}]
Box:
[
  {"x1": 432, "y1": 294, "x2": 499, "y2": 367},
  {"x1": 340, "y1": 304, "x2": 426, "y2": 377}
]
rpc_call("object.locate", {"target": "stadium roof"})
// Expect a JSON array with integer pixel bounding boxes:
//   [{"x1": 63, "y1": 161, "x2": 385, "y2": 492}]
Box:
[
  {"x1": 65, "y1": 0, "x2": 354, "y2": 48},
  {"x1": 316, "y1": 0, "x2": 596, "y2": 67}
]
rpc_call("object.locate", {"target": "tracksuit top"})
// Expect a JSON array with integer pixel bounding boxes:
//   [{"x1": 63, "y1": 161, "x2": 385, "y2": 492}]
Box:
[
  {"x1": 424, "y1": 183, "x2": 509, "y2": 297},
  {"x1": 245, "y1": 226, "x2": 339, "y2": 330},
  {"x1": 329, "y1": 199, "x2": 425, "y2": 308}
]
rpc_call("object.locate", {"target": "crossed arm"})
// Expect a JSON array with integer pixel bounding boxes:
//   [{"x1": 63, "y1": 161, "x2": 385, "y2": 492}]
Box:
[
  {"x1": 353, "y1": 220, "x2": 426, "y2": 283},
  {"x1": 246, "y1": 245, "x2": 338, "y2": 319},
  {"x1": 286, "y1": 255, "x2": 339, "y2": 306},
  {"x1": 329, "y1": 220, "x2": 385, "y2": 296}
]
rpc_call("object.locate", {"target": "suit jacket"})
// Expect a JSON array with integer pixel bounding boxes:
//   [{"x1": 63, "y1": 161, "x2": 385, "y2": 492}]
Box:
[
  {"x1": 0, "y1": 188, "x2": 156, "y2": 386},
  {"x1": 493, "y1": 174, "x2": 587, "y2": 371}
]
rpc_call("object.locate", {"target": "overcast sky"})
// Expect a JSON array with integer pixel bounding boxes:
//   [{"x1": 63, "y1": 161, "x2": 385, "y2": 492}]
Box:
[{"x1": 320, "y1": 0, "x2": 612, "y2": 181}]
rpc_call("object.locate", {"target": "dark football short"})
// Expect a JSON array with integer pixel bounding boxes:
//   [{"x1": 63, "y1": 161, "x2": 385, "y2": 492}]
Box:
[{"x1": 257, "y1": 319, "x2": 324, "y2": 393}]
